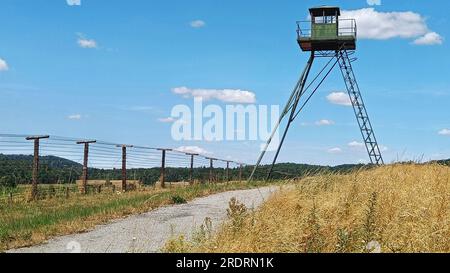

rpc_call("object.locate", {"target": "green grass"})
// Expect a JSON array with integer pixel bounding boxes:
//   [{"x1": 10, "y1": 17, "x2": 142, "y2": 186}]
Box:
[
  {"x1": 0, "y1": 184, "x2": 80, "y2": 203},
  {"x1": 171, "y1": 195, "x2": 187, "y2": 204},
  {"x1": 0, "y1": 180, "x2": 276, "y2": 252}
]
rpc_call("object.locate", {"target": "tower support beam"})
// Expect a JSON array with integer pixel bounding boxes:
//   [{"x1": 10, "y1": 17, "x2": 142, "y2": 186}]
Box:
[
  {"x1": 248, "y1": 52, "x2": 315, "y2": 181},
  {"x1": 265, "y1": 52, "x2": 315, "y2": 180},
  {"x1": 249, "y1": 49, "x2": 384, "y2": 182}
]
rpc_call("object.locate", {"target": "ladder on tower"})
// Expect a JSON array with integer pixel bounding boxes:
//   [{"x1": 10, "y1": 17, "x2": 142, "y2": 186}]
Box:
[{"x1": 337, "y1": 50, "x2": 384, "y2": 165}]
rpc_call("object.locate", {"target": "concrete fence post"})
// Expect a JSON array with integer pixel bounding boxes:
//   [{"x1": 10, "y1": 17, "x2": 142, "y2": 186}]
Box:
[
  {"x1": 76, "y1": 140, "x2": 96, "y2": 194},
  {"x1": 117, "y1": 144, "x2": 133, "y2": 192},
  {"x1": 158, "y1": 149, "x2": 172, "y2": 188},
  {"x1": 26, "y1": 135, "x2": 49, "y2": 200}
]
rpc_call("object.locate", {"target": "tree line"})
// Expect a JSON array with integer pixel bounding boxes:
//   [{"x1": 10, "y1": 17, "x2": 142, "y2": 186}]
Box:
[{"x1": 2, "y1": 154, "x2": 448, "y2": 189}]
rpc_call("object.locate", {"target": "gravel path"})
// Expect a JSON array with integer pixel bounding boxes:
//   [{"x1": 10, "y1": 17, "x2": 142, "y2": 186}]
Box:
[{"x1": 9, "y1": 186, "x2": 279, "y2": 253}]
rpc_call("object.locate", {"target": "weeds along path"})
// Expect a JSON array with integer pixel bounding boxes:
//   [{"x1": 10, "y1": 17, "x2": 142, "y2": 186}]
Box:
[{"x1": 9, "y1": 186, "x2": 279, "y2": 253}]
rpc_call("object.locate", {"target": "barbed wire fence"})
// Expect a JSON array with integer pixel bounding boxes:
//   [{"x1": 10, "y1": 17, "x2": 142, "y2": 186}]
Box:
[{"x1": 0, "y1": 134, "x2": 247, "y2": 204}]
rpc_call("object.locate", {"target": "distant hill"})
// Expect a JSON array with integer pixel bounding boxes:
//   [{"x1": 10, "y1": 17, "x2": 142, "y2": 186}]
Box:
[
  {"x1": 1, "y1": 153, "x2": 448, "y2": 187},
  {"x1": 0, "y1": 154, "x2": 83, "y2": 187},
  {"x1": 437, "y1": 159, "x2": 450, "y2": 166},
  {"x1": 0, "y1": 154, "x2": 82, "y2": 169}
]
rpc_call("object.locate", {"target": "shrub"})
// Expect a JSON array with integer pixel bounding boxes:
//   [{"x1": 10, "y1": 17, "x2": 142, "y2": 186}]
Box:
[
  {"x1": 0, "y1": 175, "x2": 16, "y2": 188},
  {"x1": 171, "y1": 195, "x2": 187, "y2": 204},
  {"x1": 226, "y1": 197, "x2": 247, "y2": 231}
]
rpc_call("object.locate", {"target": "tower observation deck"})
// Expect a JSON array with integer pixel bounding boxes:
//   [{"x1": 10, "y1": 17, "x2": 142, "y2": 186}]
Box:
[{"x1": 297, "y1": 6, "x2": 357, "y2": 51}]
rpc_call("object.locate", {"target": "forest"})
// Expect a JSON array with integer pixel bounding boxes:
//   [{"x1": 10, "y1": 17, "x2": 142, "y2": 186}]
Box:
[{"x1": 1, "y1": 154, "x2": 448, "y2": 188}]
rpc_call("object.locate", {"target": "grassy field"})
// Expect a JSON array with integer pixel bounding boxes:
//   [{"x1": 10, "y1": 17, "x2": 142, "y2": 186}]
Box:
[
  {"x1": 165, "y1": 164, "x2": 450, "y2": 253},
  {"x1": 0, "y1": 184, "x2": 80, "y2": 202},
  {"x1": 0, "y1": 180, "x2": 276, "y2": 252}
]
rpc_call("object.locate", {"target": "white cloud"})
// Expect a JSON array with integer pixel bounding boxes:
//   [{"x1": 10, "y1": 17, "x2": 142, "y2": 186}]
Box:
[
  {"x1": 413, "y1": 32, "x2": 444, "y2": 45},
  {"x1": 77, "y1": 33, "x2": 97, "y2": 49},
  {"x1": 328, "y1": 147, "x2": 342, "y2": 154},
  {"x1": 78, "y1": 39, "x2": 97, "y2": 48},
  {"x1": 367, "y1": 0, "x2": 381, "y2": 6},
  {"x1": 173, "y1": 87, "x2": 191, "y2": 95},
  {"x1": 67, "y1": 0, "x2": 81, "y2": 6},
  {"x1": 175, "y1": 146, "x2": 211, "y2": 155},
  {"x1": 158, "y1": 117, "x2": 176, "y2": 123},
  {"x1": 348, "y1": 141, "x2": 388, "y2": 152},
  {"x1": 341, "y1": 8, "x2": 443, "y2": 45},
  {"x1": 190, "y1": 20, "x2": 206, "y2": 28},
  {"x1": 315, "y1": 119, "x2": 335, "y2": 126},
  {"x1": 438, "y1": 129, "x2": 450, "y2": 136},
  {"x1": 348, "y1": 141, "x2": 365, "y2": 148},
  {"x1": 0, "y1": 58, "x2": 8, "y2": 71},
  {"x1": 68, "y1": 114, "x2": 82, "y2": 120},
  {"x1": 326, "y1": 92, "x2": 352, "y2": 106},
  {"x1": 172, "y1": 87, "x2": 256, "y2": 104}
]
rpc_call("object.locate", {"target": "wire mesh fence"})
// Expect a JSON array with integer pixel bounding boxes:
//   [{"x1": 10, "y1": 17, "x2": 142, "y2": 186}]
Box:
[{"x1": 0, "y1": 134, "x2": 248, "y2": 205}]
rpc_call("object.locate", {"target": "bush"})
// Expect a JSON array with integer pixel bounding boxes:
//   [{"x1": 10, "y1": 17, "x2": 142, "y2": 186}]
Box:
[
  {"x1": 171, "y1": 195, "x2": 187, "y2": 204},
  {"x1": 226, "y1": 197, "x2": 247, "y2": 231},
  {"x1": 0, "y1": 175, "x2": 16, "y2": 188}
]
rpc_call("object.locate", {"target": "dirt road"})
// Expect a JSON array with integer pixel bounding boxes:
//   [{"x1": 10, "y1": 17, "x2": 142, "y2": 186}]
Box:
[{"x1": 9, "y1": 186, "x2": 279, "y2": 253}]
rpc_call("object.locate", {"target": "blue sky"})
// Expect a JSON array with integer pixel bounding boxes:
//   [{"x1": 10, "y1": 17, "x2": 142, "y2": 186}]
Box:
[{"x1": 0, "y1": 0, "x2": 449, "y2": 166}]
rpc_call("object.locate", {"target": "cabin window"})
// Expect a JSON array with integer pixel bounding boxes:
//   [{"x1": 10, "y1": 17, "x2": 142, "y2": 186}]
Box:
[{"x1": 313, "y1": 16, "x2": 336, "y2": 24}]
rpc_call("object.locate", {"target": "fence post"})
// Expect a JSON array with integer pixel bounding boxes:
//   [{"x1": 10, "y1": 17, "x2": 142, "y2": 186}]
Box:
[
  {"x1": 226, "y1": 161, "x2": 231, "y2": 182},
  {"x1": 239, "y1": 164, "x2": 243, "y2": 182},
  {"x1": 76, "y1": 140, "x2": 96, "y2": 194},
  {"x1": 208, "y1": 158, "x2": 217, "y2": 184},
  {"x1": 158, "y1": 149, "x2": 172, "y2": 188},
  {"x1": 186, "y1": 153, "x2": 198, "y2": 185},
  {"x1": 190, "y1": 154, "x2": 194, "y2": 184},
  {"x1": 26, "y1": 135, "x2": 49, "y2": 200},
  {"x1": 9, "y1": 192, "x2": 13, "y2": 205},
  {"x1": 117, "y1": 144, "x2": 133, "y2": 192}
]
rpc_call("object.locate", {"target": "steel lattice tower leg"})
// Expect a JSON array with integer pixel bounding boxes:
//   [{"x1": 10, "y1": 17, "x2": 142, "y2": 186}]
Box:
[
  {"x1": 337, "y1": 50, "x2": 384, "y2": 165},
  {"x1": 248, "y1": 53, "x2": 315, "y2": 181}
]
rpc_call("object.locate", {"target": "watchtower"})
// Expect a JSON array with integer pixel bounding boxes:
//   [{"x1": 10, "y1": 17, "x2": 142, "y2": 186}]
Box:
[
  {"x1": 298, "y1": 6, "x2": 356, "y2": 51},
  {"x1": 249, "y1": 6, "x2": 384, "y2": 181}
]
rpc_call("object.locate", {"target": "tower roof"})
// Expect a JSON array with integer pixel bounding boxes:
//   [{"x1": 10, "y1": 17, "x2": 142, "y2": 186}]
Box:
[{"x1": 309, "y1": 6, "x2": 341, "y2": 17}]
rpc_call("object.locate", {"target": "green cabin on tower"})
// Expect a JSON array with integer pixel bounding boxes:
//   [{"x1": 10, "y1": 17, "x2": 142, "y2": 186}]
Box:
[{"x1": 297, "y1": 6, "x2": 357, "y2": 51}]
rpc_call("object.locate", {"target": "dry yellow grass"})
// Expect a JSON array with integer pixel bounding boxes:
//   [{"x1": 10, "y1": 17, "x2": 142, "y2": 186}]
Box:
[{"x1": 172, "y1": 164, "x2": 449, "y2": 253}]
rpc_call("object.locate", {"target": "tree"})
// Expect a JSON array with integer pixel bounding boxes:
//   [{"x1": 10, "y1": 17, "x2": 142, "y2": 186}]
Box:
[{"x1": 0, "y1": 175, "x2": 16, "y2": 188}]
